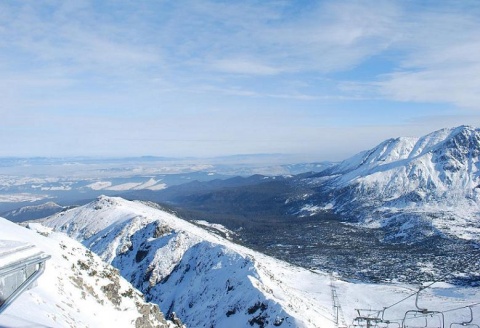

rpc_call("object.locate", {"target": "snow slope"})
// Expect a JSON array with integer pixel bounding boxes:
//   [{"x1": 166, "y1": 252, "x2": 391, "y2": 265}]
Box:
[
  {"x1": 86, "y1": 178, "x2": 167, "y2": 191},
  {"x1": 1, "y1": 201, "x2": 65, "y2": 222},
  {"x1": 0, "y1": 217, "x2": 173, "y2": 328},
  {"x1": 39, "y1": 196, "x2": 333, "y2": 327},
  {"x1": 39, "y1": 196, "x2": 480, "y2": 327},
  {"x1": 300, "y1": 126, "x2": 480, "y2": 242}
]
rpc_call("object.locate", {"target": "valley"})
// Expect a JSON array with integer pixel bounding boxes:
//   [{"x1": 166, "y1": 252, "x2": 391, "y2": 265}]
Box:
[
  {"x1": 166, "y1": 204, "x2": 480, "y2": 286},
  {"x1": 1, "y1": 126, "x2": 479, "y2": 327},
  {"x1": 3, "y1": 1, "x2": 480, "y2": 326},
  {"x1": 33, "y1": 196, "x2": 480, "y2": 327}
]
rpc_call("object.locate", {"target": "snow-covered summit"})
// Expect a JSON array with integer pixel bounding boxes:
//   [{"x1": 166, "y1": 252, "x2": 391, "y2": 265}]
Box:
[
  {"x1": 330, "y1": 136, "x2": 418, "y2": 176},
  {"x1": 40, "y1": 196, "x2": 334, "y2": 327},
  {"x1": 302, "y1": 126, "x2": 480, "y2": 242},
  {"x1": 329, "y1": 125, "x2": 478, "y2": 181}
]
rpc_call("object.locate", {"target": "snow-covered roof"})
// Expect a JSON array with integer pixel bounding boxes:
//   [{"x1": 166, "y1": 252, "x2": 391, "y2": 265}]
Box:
[{"x1": 0, "y1": 239, "x2": 51, "y2": 314}]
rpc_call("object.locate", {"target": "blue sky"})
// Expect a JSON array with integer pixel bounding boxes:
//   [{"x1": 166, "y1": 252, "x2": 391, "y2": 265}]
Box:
[{"x1": 1, "y1": 0, "x2": 479, "y2": 161}]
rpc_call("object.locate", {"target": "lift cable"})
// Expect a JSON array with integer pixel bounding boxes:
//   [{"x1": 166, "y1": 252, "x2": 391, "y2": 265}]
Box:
[
  {"x1": 383, "y1": 281, "x2": 438, "y2": 310},
  {"x1": 440, "y1": 302, "x2": 480, "y2": 314},
  {"x1": 382, "y1": 248, "x2": 480, "y2": 313},
  {"x1": 384, "y1": 302, "x2": 480, "y2": 322},
  {"x1": 383, "y1": 272, "x2": 454, "y2": 311}
]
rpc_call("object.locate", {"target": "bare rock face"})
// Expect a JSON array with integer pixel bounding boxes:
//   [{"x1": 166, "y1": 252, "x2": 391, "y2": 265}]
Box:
[
  {"x1": 168, "y1": 312, "x2": 184, "y2": 327},
  {"x1": 135, "y1": 303, "x2": 170, "y2": 328},
  {"x1": 34, "y1": 225, "x2": 173, "y2": 328}
]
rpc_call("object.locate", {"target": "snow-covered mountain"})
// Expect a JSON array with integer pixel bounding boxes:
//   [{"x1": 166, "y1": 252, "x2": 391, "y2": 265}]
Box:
[
  {"x1": 38, "y1": 196, "x2": 480, "y2": 327},
  {"x1": 1, "y1": 201, "x2": 67, "y2": 222},
  {"x1": 297, "y1": 125, "x2": 480, "y2": 242},
  {"x1": 39, "y1": 196, "x2": 333, "y2": 327},
  {"x1": 0, "y1": 217, "x2": 175, "y2": 328}
]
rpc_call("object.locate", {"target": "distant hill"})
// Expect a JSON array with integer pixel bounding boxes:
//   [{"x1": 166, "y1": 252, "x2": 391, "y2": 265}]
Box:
[{"x1": 1, "y1": 202, "x2": 68, "y2": 222}]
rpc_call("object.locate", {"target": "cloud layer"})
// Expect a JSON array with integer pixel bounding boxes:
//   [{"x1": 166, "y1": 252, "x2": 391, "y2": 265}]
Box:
[{"x1": 1, "y1": 0, "x2": 479, "y2": 159}]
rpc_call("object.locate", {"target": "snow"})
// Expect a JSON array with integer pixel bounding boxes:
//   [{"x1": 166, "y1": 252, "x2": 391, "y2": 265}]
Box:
[
  {"x1": 107, "y1": 182, "x2": 144, "y2": 191},
  {"x1": 146, "y1": 182, "x2": 167, "y2": 190},
  {"x1": 10, "y1": 202, "x2": 60, "y2": 215},
  {"x1": 298, "y1": 204, "x2": 322, "y2": 217},
  {"x1": 39, "y1": 196, "x2": 480, "y2": 328},
  {"x1": 39, "y1": 196, "x2": 335, "y2": 327},
  {"x1": 0, "y1": 240, "x2": 42, "y2": 268},
  {"x1": 296, "y1": 203, "x2": 334, "y2": 217},
  {"x1": 304, "y1": 126, "x2": 480, "y2": 242},
  {"x1": 193, "y1": 220, "x2": 236, "y2": 239},
  {"x1": 86, "y1": 181, "x2": 112, "y2": 190},
  {"x1": 135, "y1": 178, "x2": 158, "y2": 189},
  {"x1": 0, "y1": 193, "x2": 50, "y2": 203},
  {"x1": 133, "y1": 178, "x2": 167, "y2": 190},
  {"x1": 0, "y1": 218, "x2": 172, "y2": 328},
  {"x1": 40, "y1": 185, "x2": 72, "y2": 191},
  {"x1": 86, "y1": 178, "x2": 166, "y2": 191}
]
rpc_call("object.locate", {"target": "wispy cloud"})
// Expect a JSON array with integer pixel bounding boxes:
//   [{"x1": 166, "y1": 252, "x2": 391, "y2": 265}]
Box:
[
  {"x1": 157, "y1": 0, "x2": 400, "y2": 75},
  {"x1": 1, "y1": 0, "x2": 479, "y2": 158},
  {"x1": 375, "y1": 5, "x2": 480, "y2": 109},
  {"x1": 210, "y1": 58, "x2": 282, "y2": 76},
  {"x1": 378, "y1": 66, "x2": 480, "y2": 109},
  {"x1": 0, "y1": 1, "x2": 162, "y2": 79}
]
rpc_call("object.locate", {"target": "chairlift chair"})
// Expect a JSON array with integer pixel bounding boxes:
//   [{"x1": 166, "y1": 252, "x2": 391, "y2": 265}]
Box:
[
  {"x1": 402, "y1": 287, "x2": 445, "y2": 328},
  {"x1": 377, "y1": 307, "x2": 402, "y2": 328},
  {"x1": 376, "y1": 320, "x2": 402, "y2": 328},
  {"x1": 353, "y1": 309, "x2": 384, "y2": 328},
  {"x1": 449, "y1": 307, "x2": 479, "y2": 328}
]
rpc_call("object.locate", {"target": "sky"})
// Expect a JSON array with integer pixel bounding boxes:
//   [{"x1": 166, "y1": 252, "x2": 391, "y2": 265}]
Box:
[{"x1": 1, "y1": 0, "x2": 480, "y2": 161}]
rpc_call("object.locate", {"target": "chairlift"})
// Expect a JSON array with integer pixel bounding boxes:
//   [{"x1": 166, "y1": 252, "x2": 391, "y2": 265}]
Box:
[
  {"x1": 376, "y1": 321, "x2": 400, "y2": 328},
  {"x1": 350, "y1": 322, "x2": 364, "y2": 328},
  {"x1": 351, "y1": 317, "x2": 380, "y2": 328},
  {"x1": 402, "y1": 287, "x2": 445, "y2": 328},
  {"x1": 352, "y1": 309, "x2": 384, "y2": 328},
  {"x1": 449, "y1": 307, "x2": 479, "y2": 328},
  {"x1": 375, "y1": 315, "x2": 402, "y2": 328}
]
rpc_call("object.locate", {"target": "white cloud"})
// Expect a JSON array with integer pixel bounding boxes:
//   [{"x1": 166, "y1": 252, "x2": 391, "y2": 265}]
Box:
[
  {"x1": 1, "y1": 0, "x2": 479, "y2": 158},
  {"x1": 0, "y1": 1, "x2": 162, "y2": 80},
  {"x1": 211, "y1": 58, "x2": 282, "y2": 76},
  {"x1": 378, "y1": 66, "x2": 480, "y2": 109},
  {"x1": 147, "y1": 0, "x2": 401, "y2": 75},
  {"x1": 375, "y1": 6, "x2": 480, "y2": 109},
  {"x1": 254, "y1": 1, "x2": 400, "y2": 73}
]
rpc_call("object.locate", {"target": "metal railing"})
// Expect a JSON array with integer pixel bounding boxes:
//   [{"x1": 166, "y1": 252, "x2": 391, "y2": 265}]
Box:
[{"x1": 0, "y1": 245, "x2": 51, "y2": 314}]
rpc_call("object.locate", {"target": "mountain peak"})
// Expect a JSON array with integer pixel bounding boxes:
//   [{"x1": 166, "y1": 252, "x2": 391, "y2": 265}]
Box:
[
  {"x1": 41, "y1": 197, "x2": 337, "y2": 327},
  {"x1": 302, "y1": 125, "x2": 480, "y2": 243},
  {"x1": 412, "y1": 125, "x2": 478, "y2": 157}
]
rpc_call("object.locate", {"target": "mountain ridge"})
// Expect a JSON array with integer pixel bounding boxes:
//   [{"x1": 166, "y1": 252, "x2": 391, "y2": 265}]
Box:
[
  {"x1": 36, "y1": 196, "x2": 480, "y2": 327},
  {"x1": 38, "y1": 196, "x2": 334, "y2": 328},
  {"x1": 297, "y1": 125, "x2": 480, "y2": 243},
  {"x1": 0, "y1": 217, "x2": 176, "y2": 328}
]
